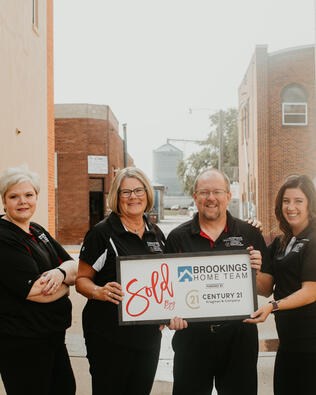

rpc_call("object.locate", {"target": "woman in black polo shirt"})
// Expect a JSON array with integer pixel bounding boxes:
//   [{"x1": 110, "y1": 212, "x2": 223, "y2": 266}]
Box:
[
  {"x1": 0, "y1": 165, "x2": 77, "y2": 395},
  {"x1": 246, "y1": 175, "x2": 316, "y2": 395},
  {"x1": 76, "y1": 167, "x2": 165, "y2": 395}
]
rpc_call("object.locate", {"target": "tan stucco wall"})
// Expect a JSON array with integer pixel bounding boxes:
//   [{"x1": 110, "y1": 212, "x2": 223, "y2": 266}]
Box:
[{"x1": 0, "y1": 0, "x2": 49, "y2": 228}]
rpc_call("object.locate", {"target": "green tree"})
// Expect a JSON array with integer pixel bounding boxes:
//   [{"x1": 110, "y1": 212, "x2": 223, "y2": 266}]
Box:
[{"x1": 177, "y1": 108, "x2": 238, "y2": 195}]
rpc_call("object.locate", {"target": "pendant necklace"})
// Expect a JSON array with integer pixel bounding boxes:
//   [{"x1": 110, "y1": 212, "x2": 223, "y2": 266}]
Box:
[{"x1": 122, "y1": 219, "x2": 145, "y2": 235}]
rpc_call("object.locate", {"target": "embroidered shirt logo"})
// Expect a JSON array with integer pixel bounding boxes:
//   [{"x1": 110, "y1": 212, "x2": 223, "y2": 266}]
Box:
[
  {"x1": 223, "y1": 236, "x2": 244, "y2": 247},
  {"x1": 146, "y1": 241, "x2": 162, "y2": 253},
  {"x1": 38, "y1": 233, "x2": 50, "y2": 244},
  {"x1": 292, "y1": 239, "x2": 309, "y2": 253}
]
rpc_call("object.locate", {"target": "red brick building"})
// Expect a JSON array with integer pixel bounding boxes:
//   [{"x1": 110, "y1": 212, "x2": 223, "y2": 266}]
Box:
[
  {"x1": 55, "y1": 103, "x2": 134, "y2": 244},
  {"x1": 238, "y1": 45, "x2": 316, "y2": 240}
]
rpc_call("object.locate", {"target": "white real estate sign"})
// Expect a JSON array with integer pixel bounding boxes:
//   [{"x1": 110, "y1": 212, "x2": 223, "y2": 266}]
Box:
[{"x1": 117, "y1": 250, "x2": 257, "y2": 325}]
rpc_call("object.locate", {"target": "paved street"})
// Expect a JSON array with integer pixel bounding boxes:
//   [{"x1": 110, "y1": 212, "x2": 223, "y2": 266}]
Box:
[{"x1": 0, "y1": 215, "x2": 277, "y2": 394}]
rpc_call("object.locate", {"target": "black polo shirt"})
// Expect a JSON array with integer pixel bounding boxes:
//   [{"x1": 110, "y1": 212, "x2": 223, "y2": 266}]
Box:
[
  {"x1": 79, "y1": 212, "x2": 166, "y2": 350},
  {"x1": 165, "y1": 211, "x2": 269, "y2": 328},
  {"x1": 262, "y1": 221, "x2": 316, "y2": 351},
  {"x1": 0, "y1": 217, "x2": 72, "y2": 338},
  {"x1": 166, "y1": 211, "x2": 268, "y2": 257}
]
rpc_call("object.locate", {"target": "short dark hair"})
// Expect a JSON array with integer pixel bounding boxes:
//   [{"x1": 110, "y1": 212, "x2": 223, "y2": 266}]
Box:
[{"x1": 275, "y1": 174, "x2": 316, "y2": 248}]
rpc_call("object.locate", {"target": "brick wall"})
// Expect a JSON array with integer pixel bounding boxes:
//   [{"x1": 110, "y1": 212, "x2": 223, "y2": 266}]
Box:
[
  {"x1": 267, "y1": 46, "x2": 316, "y2": 238},
  {"x1": 55, "y1": 112, "x2": 134, "y2": 244},
  {"x1": 46, "y1": 0, "x2": 55, "y2": 236},
  {"x1": 239, "y1": 45, "x2": 316, "y2": 241}
]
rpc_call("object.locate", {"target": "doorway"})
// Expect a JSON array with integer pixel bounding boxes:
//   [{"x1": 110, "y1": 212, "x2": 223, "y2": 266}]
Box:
[{"x1": 89, "y1": 178, "x2": 104, "y2": 228}]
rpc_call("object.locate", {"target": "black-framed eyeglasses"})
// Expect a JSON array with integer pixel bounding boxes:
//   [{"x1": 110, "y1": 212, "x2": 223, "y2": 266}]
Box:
[
  {"x1": 195, "y1": 189, "x2": 227, "y2": 198},
  {"x1": 118, "y1": 187, "x2": 147, "y2": 198}
]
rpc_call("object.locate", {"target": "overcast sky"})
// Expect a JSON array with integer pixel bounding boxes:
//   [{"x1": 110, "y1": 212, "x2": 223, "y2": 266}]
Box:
[{"x1": 54, "y1": 0, "x2": 315, "y2": 179}]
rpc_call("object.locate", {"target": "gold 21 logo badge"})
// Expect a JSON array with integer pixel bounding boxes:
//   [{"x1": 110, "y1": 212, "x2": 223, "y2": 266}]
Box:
[{"x1": 185, "y1": 290, "x2": 200, "y2": 309}]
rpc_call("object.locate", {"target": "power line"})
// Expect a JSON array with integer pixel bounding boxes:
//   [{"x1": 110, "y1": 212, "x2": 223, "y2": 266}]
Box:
[{"x1": 167, "y1": 138, "x2": 203, "y2": 144}]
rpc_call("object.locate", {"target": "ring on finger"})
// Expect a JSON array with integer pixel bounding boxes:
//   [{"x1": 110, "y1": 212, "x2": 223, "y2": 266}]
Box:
[{"x1": 108, "y1": 291, "x2": 112, "y2": 297}]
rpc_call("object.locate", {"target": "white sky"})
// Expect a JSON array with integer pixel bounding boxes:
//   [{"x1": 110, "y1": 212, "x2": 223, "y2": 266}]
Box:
[{"x1": 54, "y1": 0, "x2": 315, "y2": 179}]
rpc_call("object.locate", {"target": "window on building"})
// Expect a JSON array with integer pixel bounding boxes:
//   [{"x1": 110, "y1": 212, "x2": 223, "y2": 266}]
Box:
[
  {"x1": 240, "y1": 101, "x2": 249, "y2": 144},
  {"x1": 282, "y1": 84, "x2": 307, "y2": 126}
]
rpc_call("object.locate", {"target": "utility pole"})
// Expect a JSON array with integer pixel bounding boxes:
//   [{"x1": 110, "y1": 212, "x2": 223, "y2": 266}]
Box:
[
  {"x1": 188, "y1": 106, "x2": 224, "y2": 170},
  {"x1": 122, "y1": 123, "x2": 128, "y2": 168}
]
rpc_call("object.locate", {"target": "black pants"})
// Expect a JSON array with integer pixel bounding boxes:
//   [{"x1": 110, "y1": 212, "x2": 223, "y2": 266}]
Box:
[
  {"x1": 85, "y1": 333, "x2": 161, "y2": 395},
  {"x1": 172, "y1": 322, "x2": 258, "y2": 395},
  {"x1": 0, "y1": 333, "x2": 76, "y2": 395},
  {"x1": 274, "y1": 348, "x2": 316, "y2": 395}
]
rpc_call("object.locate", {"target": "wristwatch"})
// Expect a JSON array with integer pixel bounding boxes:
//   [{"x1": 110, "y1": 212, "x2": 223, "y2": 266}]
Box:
[{"x1": 269, "y1": 300, "x2": 279, "y2": 312}]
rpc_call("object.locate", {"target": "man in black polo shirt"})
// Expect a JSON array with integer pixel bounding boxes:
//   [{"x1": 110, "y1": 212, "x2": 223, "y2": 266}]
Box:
[{"x1": 166, "y1": 168, "x2": 268, "y2": 395}]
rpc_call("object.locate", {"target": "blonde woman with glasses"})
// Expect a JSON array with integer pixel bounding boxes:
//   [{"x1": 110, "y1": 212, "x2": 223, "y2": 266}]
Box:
[{"x1": 76, "y1": 167, "x2": 166, "y2": 395}]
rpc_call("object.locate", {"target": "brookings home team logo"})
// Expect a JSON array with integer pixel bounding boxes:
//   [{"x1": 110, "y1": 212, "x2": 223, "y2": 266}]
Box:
[{"x1": 177, "y1": 266, "x2": 193, "y2": 282}]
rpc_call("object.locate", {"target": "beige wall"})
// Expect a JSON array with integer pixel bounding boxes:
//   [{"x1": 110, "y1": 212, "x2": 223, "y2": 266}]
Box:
[{"x1": 0, "y1": 0, "x2": 49, "y2": 228}]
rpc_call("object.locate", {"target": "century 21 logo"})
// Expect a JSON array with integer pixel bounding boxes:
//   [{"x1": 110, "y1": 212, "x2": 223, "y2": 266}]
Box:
[{"x1": 186, "y1": 290, "x2": 200, "y2": 309}]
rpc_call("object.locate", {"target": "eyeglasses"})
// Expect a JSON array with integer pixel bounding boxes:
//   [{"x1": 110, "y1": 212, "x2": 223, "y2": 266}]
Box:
[
  {"x1": 195, "y1": 189, "x2": 227, "y2": 198},
  {"x1": 118, "y1": 187, "x2": 147, "y2": 198}
]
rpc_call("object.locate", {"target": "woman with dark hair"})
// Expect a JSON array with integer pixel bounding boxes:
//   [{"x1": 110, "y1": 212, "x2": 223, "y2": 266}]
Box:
[
  {"x1": 76, "y1": 167, "x2": 165, "y2": 395},
  {"x1": 245, "y1": 174, "x2": 316, "y2": 395}
]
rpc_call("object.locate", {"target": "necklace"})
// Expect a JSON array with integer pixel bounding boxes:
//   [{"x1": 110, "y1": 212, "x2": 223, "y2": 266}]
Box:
[{"x1": 121, "y1": 218, "x2": 145, "y2": 235}]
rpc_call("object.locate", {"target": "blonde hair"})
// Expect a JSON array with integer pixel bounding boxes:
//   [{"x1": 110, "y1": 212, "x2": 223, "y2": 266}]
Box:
[
  {"x1": 107, "y1": 167, "x2": 154, "y2": 214},
  {"x1": 0, "y1": 164, "x2": 40, "y2": 201}
]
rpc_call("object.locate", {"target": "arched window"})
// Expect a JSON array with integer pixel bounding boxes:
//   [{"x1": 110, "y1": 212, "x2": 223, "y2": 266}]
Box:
[{"x1": 282, "y1": 84, "x2": 307, "y2": 126}]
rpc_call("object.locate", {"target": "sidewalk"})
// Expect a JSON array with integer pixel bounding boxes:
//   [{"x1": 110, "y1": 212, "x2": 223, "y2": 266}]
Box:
[{"x1": 64, "y1": 291, "x2": 276, "y2": 395}]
